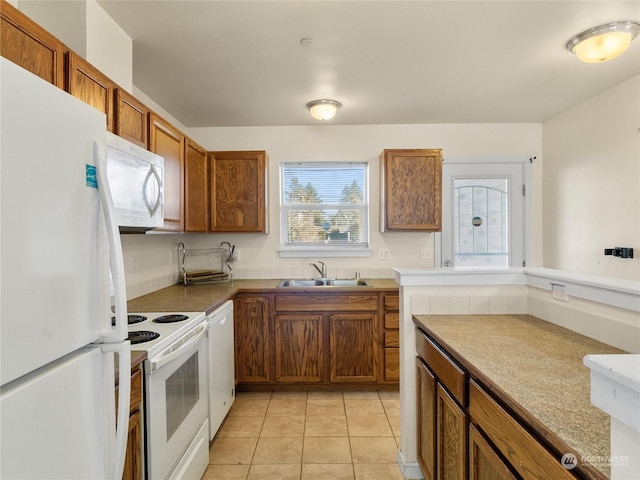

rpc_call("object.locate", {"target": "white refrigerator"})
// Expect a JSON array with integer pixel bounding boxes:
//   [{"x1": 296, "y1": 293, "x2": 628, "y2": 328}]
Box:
[{"x1": 0, "y1": 58, "x2": 130, "y2": 479}]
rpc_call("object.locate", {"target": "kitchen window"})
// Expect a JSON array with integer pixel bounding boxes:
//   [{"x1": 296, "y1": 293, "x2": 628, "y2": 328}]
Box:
[{"x1": 279, "y1": 162, "x2": 370, "y2": 257}]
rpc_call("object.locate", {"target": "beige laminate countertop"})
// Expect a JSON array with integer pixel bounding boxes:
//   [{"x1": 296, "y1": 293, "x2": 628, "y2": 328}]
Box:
[
  {"x1": 413, "y1": 314, "x2": 626, "y2": 479},
  {"x1": 127, "y1": 278, "x2": 399, "y2": 315}
]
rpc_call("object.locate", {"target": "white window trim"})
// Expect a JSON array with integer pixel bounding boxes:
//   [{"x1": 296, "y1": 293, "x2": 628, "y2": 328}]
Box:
[{"x1": 279, "y1": 162, "x2": 371, "y2": 258}]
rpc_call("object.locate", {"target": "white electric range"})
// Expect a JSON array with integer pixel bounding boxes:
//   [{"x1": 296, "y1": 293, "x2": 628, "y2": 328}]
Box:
[{"x1": 126, "y1": 311, "x2": 210, "y2": 480}]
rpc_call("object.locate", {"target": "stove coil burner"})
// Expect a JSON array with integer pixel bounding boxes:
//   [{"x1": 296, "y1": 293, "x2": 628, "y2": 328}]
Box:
[
  {"x1": 111, "y1": 314, "x2": 148, "y2": 327},
  {"x1": 128, "y1": 314, "x2": 147, "y2": 324},
  {"x1": 127, "y1": 331, "x2": 160, "y2": 345},
  {"x1": 153, "y1": 314, "x2": 189, "y2": 323}
]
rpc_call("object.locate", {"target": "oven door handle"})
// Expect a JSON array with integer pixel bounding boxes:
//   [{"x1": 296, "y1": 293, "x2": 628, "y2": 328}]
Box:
[{"x1": 148, "y1": 322, "x2": 208, "y2": 373}]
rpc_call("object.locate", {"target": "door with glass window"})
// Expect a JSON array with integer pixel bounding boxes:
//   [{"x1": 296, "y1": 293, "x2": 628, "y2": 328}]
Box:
[{"x1": 441, "y1": 163, "x2": 527, "y2": 268}]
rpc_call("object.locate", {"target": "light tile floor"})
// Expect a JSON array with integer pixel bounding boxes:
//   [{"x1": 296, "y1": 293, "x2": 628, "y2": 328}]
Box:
[{"x1": 202, "y1": 390, "x2": 404, "y2": 480}]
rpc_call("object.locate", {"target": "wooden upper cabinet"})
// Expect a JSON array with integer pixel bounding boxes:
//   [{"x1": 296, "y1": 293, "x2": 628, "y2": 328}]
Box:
[
  {"x1": 184, "y1": 139, "x2": 209, "y2": 232},
  {"x1": 66, "y1": 51, "x2": 115, "y2": 132},
  {"x1": 149, "y1": 113, "x2": 185, "y2": 231},
  {"x1": 115, "y1": 88, "x2": 149, "y2": 148},
  {"x1": 380, "y1": 149, "x2": 442, "y2": 231},
  {"x1": 209, "y1": 151, "x2": 268, "y2": 233},
  {"x1": 0, "y1": 0, "x2": 66, "y2": 88}
]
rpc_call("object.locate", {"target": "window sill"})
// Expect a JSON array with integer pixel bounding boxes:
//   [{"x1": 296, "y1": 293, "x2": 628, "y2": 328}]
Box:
[{"x1": 279, "y1": 247, "x2": 372, "y2": 258}]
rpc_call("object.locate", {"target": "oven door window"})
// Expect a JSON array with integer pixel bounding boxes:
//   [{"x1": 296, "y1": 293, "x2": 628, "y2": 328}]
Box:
[{"x1": 166, "y1": 351, "x2": 199, "y2": 440}]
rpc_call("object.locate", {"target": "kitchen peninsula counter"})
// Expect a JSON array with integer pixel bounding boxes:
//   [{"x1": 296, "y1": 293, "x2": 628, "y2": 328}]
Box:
[
  {"x1": 127, "y1": 278, "x2": 399, "y2": 315},
  {"x1": 413, "y1": 314, "x2": 626, "y2": 479}
]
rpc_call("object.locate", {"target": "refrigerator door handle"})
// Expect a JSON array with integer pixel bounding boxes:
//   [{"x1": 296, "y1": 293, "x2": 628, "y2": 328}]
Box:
[
  {"x1": 101, "y1": 341, "x2": 131, "y2": 480},
  {"x1": 94, "y1": 141, "x2": 128, "y2": 342}
]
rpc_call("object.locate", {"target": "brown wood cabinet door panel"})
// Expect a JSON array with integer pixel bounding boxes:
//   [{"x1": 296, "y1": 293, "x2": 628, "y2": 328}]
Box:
[
  {"x1": 276, "y1": 294, "x2": 378, "y2": 312},
  {"x1": 329, "y1": 313, "x2": 378, "y2": 382},
  {"x1": 149, "y1": 113, "x2": 185, "y2": 231},
  {"x1": 382, "y1": 149, "x2": 442, "y2": 231},
  {"x1": 115, "y1": 88, "x2": 149, "y2": 148},
  {"x1": 275, "y1": 314, "x2": 322, "y2": 383},
  {"x1": 209, "y1": 151, "x2": 267, "y2": 232},
  {"x1": 469, "y1": 424, "x2": 518, "y2": 480},
  {"x1": 234, "y1": 296, "x2": 270, "y2": 383},
  {"x1": 66, "y1": 52, "x2": 114, "y2": 131},
  {"x1": 185, "y1": 140, "x2": 209, "y2": 232},
  {"x1": 436, "y1": 383, "x2": 467, "y2": 480},
  {"x1": 417, "y1": 358, "x2": 437, "y2": 480},
  {"x1": 468, "y1": 380, "x2": 577, "y2": 480},
  {"x1": 122, "y1": 408, "x2": 142, "y2": 480},
  {"x1": 0, "y1": 1, "x2": 65, "y2": 88}
]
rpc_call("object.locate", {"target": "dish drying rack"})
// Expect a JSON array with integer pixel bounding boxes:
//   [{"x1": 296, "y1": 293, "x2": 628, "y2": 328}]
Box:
[{"x1": 177, "y1": 242, "x2": 234, "y2": 286}]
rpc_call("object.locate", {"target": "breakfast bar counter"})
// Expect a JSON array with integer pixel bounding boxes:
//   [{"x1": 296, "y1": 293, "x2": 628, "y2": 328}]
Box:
[{"x1": 413, "y1": 314, "x2": 626, "y2": 479}]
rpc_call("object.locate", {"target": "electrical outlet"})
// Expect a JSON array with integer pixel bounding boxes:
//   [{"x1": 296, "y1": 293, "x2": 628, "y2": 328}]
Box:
[
  {"x1": 234, "y1": 248, "x2": 241, "y2": 261},
  {"x1": 131, "y1": 256, "x2": 137, "y2": 273},
  {"x1": 378, "y1": 248, "x2": 390, "y2": 260},
  {"x1": 420, "y1": 248, "x2": 432, "y2": 259},
  {"x1": 551, "y1": 283, "x2": 568, "y2": 302}
]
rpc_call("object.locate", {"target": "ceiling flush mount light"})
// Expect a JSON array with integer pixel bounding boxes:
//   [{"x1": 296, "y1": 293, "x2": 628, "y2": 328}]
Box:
[
  {"x1": 306, "y1": 99, "x2": 342, "y2": 120},
  {"x1": 567, "y1": 20, "x2": 640, "y2": 63}
]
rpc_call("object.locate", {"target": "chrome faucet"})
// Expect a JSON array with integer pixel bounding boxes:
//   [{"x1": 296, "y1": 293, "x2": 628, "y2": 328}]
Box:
[{"x1": 310, "y1": 261, "x2": 326, "y2": 278}]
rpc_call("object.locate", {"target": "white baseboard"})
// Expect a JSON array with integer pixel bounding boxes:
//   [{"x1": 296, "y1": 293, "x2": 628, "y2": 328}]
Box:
[{"x1": 396, "y1": 450, "x2": 424, "y2": 480}]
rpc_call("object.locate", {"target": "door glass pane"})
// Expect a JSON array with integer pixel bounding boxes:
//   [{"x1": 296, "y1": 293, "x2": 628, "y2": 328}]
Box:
[
  {"x1": 165, "y1": 351, "x2": 199, "y2": 440},
  {"x1": 454, "y1": 178, "x2": 509, "y2": 267}
]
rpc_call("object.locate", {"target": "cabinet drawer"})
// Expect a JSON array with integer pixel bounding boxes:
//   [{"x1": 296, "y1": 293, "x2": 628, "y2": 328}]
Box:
[
  {"x1": 383, "y1": 293, "x2": 399, "y2": 311},
  {"x1": 384, "y1": 348, "x2": 399, "y2": 381},
  {"x1": 469, "y1": 380, "x2": 576, "y2": 480},
  {"x1": 416, "y1": 328, "x2": 467, "y2": 406},
  {"x1": 385, "y1": 330, "x2": 399, "y2": 347},
  {"x1": 276, "y1": 294, "x2": 378, "y2": 312},
  {"x1": 384, "y1": 312, "x2": 399, "y2": 329}
]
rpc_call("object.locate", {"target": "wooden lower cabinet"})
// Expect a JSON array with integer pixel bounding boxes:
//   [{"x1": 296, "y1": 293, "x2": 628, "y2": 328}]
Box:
[
  {"x1": 416, "y1": 358, "x2": 437, "y2": 480},
  {"x1": 275, "y1": 314, "x2": 322, "y2": 383},
  {"x1": 469, "y1": 424, "x2": 518, "y2": 480},
  {"x1": 383, "y1": 292, "x2": 400, "y2": 382},
  {"x1": 235, "y1": 290, "x2": 398, "y2": 390},
  {"x1": 234, "y1": 294, "x2": 271, "y2": 383},
  {"x1": 330, "y1": 313, "x2": 378, "y2": 382},
  {"x1": 120, "y1": 365, "x2": 143, "y2": 480},
  {"x1": 416, "y1": 325, "x2": 587, "y2": 480},
  {"x1": 123, "y1": 409, "x2": 143, "y2": 480},
  {"x1": 416, "y1": 357, "x2": 467, "y2": 480},
  {"x1": 437, "y1": 383, "x2": 467, "y2": 480}
]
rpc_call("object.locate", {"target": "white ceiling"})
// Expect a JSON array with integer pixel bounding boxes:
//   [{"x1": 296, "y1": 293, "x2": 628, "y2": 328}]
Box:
[{"x1": 97, "y1": 1, "x2": 640, "y2": 128}]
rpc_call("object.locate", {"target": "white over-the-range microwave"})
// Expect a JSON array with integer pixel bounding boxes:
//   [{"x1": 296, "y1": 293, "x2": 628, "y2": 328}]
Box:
[{"x1": 105, "y1": 132, "x2": 164, "y2": 232}]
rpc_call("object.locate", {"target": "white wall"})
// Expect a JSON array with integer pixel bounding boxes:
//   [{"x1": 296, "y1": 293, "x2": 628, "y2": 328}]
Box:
[
  {"x1": 542, "y1": 75, "x2": 640, "y2": 282},
  {"x1": 122, "y1": 123, "x2": 541, "y2": 299}
]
